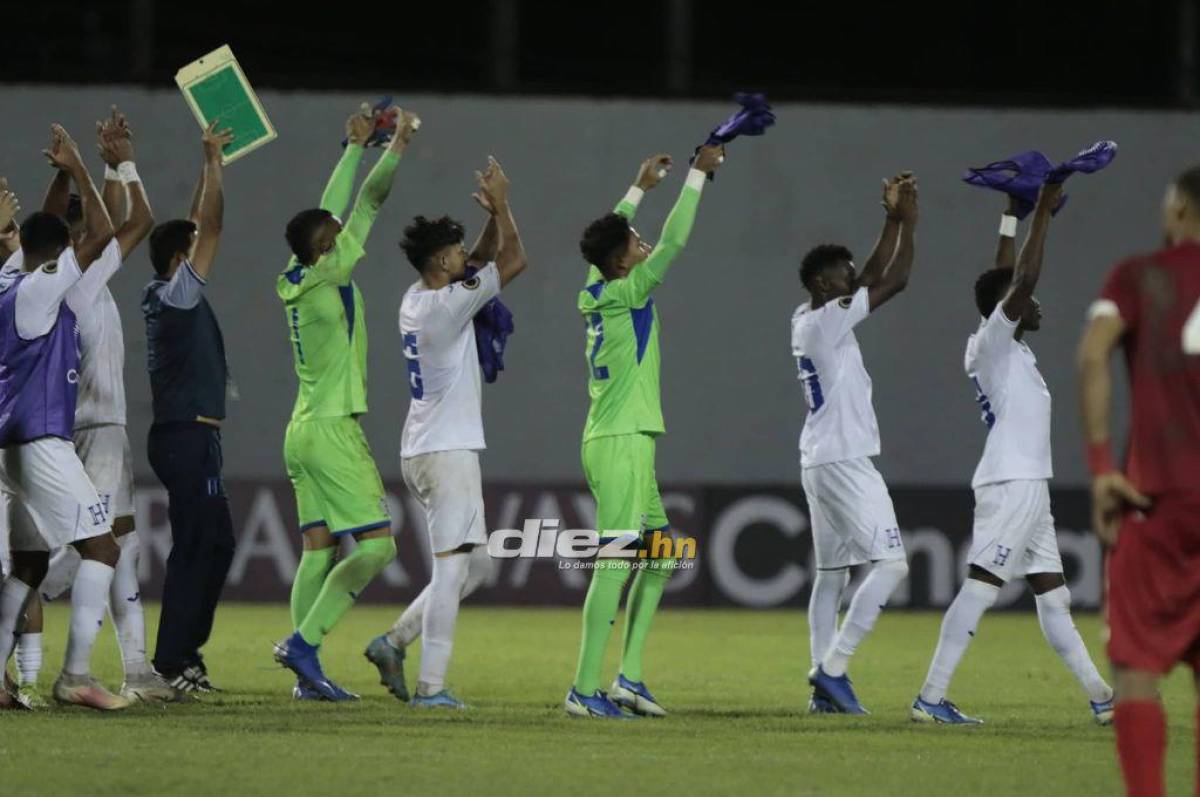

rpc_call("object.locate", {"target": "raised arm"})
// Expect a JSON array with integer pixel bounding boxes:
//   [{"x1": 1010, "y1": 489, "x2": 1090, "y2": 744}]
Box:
[
  {"x1": 614, "y1": 154, "x2": 673, "y2": 221},
  {"x1": 0, "y1": 178, "x2": 17, "y2": 259},
  {"x1": 0, "y1": 184, "x2": 20, "y2": 248},
  {"x1": 318, "y1": 108, "x2": 372, "y2": 216},
  {"x1": 999, "y1": 182, "x2": 1062, "y2": 321},
  {"x1": 474, "y1": 157, "x2": 526, "y2": 287},
  {"x1": 189, "y1": 122, "x2": 234, "y2": 279},
  {"x1": 42, "y1": 169, "x2": 71, "y2": 219},
  {"x1": 44, "y1": 125, "x2": 112, "y2": 269},
  {"x1": 342, "y1": 108, "x2": 417, "y2": 246},
  {"x1": 856, "y1": 173, "x2": 907, "y2": 288},
  {"x1": 467, "y1": 214, "x2": 498, "y2": 263},
  {"x1": 97, "y1": 106, "x2": 130, "y2": 225},
  {"x1": 1077, "y1": 311, "x2": 1151, "y2": 543},
  {"x1": 97, "y1": 107, "x2": 153, "y2": 258},
  {"x1": 867, "y1": 176, "x2": 918, "y2": 311},
  {"x1": 993, "y1": 195, "x2": 1019, "y2": 270}
]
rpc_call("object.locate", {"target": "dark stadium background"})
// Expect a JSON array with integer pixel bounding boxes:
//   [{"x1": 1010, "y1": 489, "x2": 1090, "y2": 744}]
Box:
[
  {"x1": 4, "y1": 0, "x2": 1195, "y2": 610},
  {"x1": 8, "y1": 0, "x2": 1196, "y2": 107}
]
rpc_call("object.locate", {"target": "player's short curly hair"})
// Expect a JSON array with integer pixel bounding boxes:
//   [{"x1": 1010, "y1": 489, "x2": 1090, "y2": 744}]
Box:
[
  {"x1": 1175, "y1": 164, "x2": 1200, "y2": 206},
  {"x1": 400, "y1": 215, "x2": 465, "y2": 273},
  {"x1": 18, "y1": 211, "x2": 70, "y2": 262},
  {"x1": 799, "y1": 244, "x2": 853, "y2": 290},
  {"x1": 975, "y1": 267, "x2": 1015, "y2": 318},
  {"x1": 579, "y1": 213, "x2": 632, "y2": 274},
  {"x1": 285, "y1": 208, "x2": 334, "y2": 266}
]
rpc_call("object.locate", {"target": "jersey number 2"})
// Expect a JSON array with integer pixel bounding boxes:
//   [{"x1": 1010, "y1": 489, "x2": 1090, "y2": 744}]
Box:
[
  {"x1": 403, "y1": 332, "x2": 424, "y2": 399},
  {"x1": 587, "y1": 313, "x2": 609, "y2": 380},
  {"x1": 1184, "y1": 298, "x2": 1200, "y2": 355}
]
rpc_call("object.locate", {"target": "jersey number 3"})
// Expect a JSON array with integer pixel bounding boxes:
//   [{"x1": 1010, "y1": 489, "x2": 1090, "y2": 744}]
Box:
[{"x1": 403, "y1": 332, "x2": 424, "y2": 399}]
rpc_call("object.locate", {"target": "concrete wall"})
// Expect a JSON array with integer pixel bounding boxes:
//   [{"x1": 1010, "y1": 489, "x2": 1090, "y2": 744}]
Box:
[{"x1": 2, "y1": 85, "x2": 1189, "y2": 486}]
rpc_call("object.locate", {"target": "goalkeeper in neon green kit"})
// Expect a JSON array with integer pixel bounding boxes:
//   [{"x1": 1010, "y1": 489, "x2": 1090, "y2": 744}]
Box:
[
  {"x1": 272, "y1": 105, "x2": 418, "y2": 701},
  {"x1": 565, "y1": 144, "x2": 726, "y2": 718}
]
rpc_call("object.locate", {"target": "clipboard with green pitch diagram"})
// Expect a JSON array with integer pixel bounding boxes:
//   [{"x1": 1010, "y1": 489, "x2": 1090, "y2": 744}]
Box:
[{"x1": 175, "y1": 45, "x2": 277, "y2": 164}]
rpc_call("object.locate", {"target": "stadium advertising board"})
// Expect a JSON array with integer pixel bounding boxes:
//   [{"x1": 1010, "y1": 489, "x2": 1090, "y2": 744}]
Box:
[{"x1": 125, "y1": 481, "x2": 1102, "y2": 610}]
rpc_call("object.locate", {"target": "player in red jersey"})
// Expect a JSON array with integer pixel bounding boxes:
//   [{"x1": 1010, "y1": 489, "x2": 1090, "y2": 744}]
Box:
[{"x1": 1077, "y1": 164, "x2": 1200, "y2": 797}]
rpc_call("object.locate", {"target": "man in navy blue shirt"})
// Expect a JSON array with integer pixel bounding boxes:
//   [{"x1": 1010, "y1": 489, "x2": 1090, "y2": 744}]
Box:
[{"x1": 142, "y1": 122, "x2": 235, "y2": 694}]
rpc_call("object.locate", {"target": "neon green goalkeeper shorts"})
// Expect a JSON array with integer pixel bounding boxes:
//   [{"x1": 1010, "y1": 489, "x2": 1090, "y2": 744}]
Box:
[
  {"x1": 580, "y1": 432, "x2": 669, "y2": 539},
  {"x1": 284, "y1": 416, "x2": 390, "y2": 535}
]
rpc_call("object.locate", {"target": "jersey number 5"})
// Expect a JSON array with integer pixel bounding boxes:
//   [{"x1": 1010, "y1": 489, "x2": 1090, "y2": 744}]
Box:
[
  {"x1": 1184, "y1": 298, "x2": 1200, "y2": 355},
  {"x1": 403, "y1": 332, "x2": 424, "y2": 399}
]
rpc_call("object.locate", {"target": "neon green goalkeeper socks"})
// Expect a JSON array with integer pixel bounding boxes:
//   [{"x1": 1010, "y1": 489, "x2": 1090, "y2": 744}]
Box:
[
  {"x1": 572, "y1": 559, "x2": 632, "y2": 695},
  {"x1": 290, "y1": 547, "x2": 334, "y2": 629},
  {"x1": 298, "y1": 537, "x2": 396, "y2": 646},
  {"x1": 620, "y1": 557, "x2": 675, "y2": 683}
]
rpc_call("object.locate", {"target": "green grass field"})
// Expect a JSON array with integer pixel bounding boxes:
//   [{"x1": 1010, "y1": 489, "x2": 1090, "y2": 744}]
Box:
[{"x1": 0, "y1": 604, "x2": 1193, "y2": 796}]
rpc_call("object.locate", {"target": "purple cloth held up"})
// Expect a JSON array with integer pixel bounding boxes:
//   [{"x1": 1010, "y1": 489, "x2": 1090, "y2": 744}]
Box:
[
  {"x1": 707, "y1": 92, "x2": 777, "y2": 143},
  {"x1": 690, "y1": 92, "x2": 776, "y2": 180},
  {"x1": 1046, "y1": 140, "x2": 1118, "y2": 184},
  {"x1": 962, "y1": 150, "x2": 1068, "y2": 219},
  {"x1": 464, "y1": 265, "x2": 514, "y2": 384}
]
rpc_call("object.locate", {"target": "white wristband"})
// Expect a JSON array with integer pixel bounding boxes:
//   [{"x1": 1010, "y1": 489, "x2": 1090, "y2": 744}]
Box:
[
  {"x1": 685, "y1": 168, "x2": 707, "y2": 193},
  {"x1": 622, "y1": 186, "x2": 645, "y2": 208},
  {"x1": 116, "y1": 161, "x2": 140, "y2": 185},
  {"x1": 999, "y1": 214, "x2": 1017, "y2": 238},
  {"x1": 104, "y1": 165, "x2": 120, "y2": 182}
]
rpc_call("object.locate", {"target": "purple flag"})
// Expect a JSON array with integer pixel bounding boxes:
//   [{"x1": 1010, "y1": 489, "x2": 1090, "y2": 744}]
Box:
[
  {"x1": 690, "y1": 93, "x2": 776, "y2": 179},
  {"x1": 1047, "y1": 140, "x2": 1118, "y2": 184},
  {"x1": 963, "y1": 150, "x2": 1068, "y2": 219}
]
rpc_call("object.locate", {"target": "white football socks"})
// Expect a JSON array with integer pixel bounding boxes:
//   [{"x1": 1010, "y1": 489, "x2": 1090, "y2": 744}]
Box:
[
  {"x1": 822, "y1": 559, "x2": 908, "y2": 677},
  {"x1": 1035, "y1": 586, "x2": 1112, "y2": 703},
  {"x1": 415, "y1": 552, "x2": 471, "y2": 696},
  {"x1": 109, "y1": 532, "x2": 150, "y2": 676},
  {"x1": 808, "y1": 568, "x2": 849, "y2": 670},
  {"x1": 388, "y1": 545, "x2": 492, "y2": 650},
  {"x1": 64, "y1": 560, "x2": 115, "y2": 676},
  {"x1": 0, "y1": 578, "x2": 33, "y2": 666},
  {"x1": 40, "y1": 545, "x2": 80, "y2": 602},
  {"x1": 919, "y1": 578, "x2": 1000, "y2": 704},
  {"x1": 16, "y1": 633, "x2": 43, "y2": 685}
]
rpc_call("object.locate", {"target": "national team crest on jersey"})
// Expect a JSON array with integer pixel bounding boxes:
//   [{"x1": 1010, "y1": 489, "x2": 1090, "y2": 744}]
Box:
[
  {"x1": 838, "y1": 295, "x2": 853, "y2": 308},
  {"x1": 462, "y1": 276, "x2": 481, "y2": 290}
]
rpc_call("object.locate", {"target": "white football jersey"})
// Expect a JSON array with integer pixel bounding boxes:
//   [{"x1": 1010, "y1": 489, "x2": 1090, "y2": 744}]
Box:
[
  {"x1": 791, "y1": 287, "x2": 880, "y2": 468},
  {"x1": 964, "y1": 304, "x2": 1053, "y2": 488},
  {"x1": 399, "y1": 262, "x2": 501, "y2": 458},
  {"x1": 2, "y1": 240, "x2": 126, "y2": 427},
  {"x1": 75, "y1": 284, "x2": 127, "y2": 428}
]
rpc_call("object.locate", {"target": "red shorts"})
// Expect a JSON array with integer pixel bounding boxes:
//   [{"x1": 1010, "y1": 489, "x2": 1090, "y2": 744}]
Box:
[{"x1": 1107, "y1": 493, "x2": 1200, "y2": 673}]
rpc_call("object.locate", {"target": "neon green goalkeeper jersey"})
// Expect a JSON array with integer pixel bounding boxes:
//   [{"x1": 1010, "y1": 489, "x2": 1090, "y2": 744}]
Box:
[
  {"x1": 277, "y1": 144, "x2": 400, "y2": 422},
  {"x1": 578, "y1": 178, "x2": 702, "y2": 442}
]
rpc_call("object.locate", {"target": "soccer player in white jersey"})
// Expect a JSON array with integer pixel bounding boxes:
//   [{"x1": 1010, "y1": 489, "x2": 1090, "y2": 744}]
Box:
[
  {"x1": 911, "y1": 183, "x2": 1114, "y2": 725},
  {"x1": 0, "y1": 125, "x2": 127, "y2": 710},
  {"x1": 792, "y1": 174, "x2": 917, "y2": 715},
  {"x1": 364, "y1": 158, "x2": 527, "y2": 708},
  {"x1": 28, "y1": 108, "x2": 177, "y2": 704}
]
